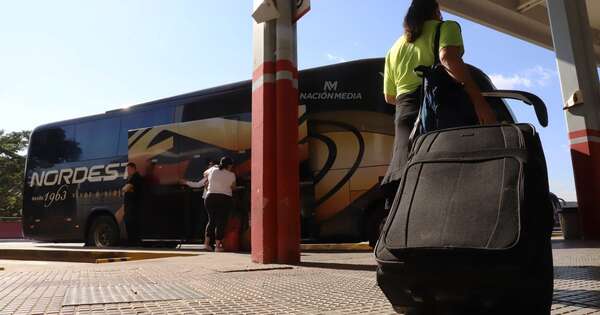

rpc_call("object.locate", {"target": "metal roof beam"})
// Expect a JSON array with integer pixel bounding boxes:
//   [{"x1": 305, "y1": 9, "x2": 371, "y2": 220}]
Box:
[
  {"x1": 438, "y1": 0, "x2": 552, "y2": 49},
  {"x1": 438, "y1": 0, "x2": 600, "y2": 64},
  {"x1": 518, "y1": 0, "x2": 546, "y2": 13}
]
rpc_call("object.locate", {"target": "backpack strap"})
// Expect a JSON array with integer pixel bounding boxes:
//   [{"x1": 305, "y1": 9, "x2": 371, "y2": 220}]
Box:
[
  {"x1": 409, "y1": 21, "x2": 445, "y2": 145},
  {"x1": 433, "y1": 21, "x2": 444, "y2": 65}
]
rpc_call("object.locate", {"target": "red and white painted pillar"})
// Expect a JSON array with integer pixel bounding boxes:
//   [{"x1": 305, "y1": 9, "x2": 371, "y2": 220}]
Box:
[
  {"x1": 251, "y1": 6, "x2": 277, "y2": 263},
  {"x1": 548, "y1": 0, "x2": 600, "y2": 239},
  {"x1": 274, "y1": 0, "x2": 300, "y2": 264},
  {"x1": 251, "y1": 0, "x2": 301, "y2": 263},
  {"x1": 569, "y1": 130, "x2": 600, "y2": 239}
]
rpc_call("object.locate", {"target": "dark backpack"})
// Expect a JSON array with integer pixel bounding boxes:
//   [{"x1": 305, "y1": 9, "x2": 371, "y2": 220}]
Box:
[{"x1": 414, "y1": 22, "x2": 479, "y2": 137}]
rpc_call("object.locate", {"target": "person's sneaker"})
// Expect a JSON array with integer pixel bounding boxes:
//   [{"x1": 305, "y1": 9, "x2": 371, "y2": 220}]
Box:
[
  {"x1": 215, "y1": 245, "x2": 224, "y2": 252},
  {"x1": 204, "y1": 244, "x2": 213, "y2": 251}
]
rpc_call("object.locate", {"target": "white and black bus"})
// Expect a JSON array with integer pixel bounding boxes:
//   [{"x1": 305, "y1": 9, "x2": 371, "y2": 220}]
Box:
[{"x1": 23, "y1": 58, "x2": 530, "y2": 247}]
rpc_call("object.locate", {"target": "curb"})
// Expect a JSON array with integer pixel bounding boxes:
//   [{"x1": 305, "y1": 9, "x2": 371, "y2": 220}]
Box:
[
  {"x1": 95, "y1": 257, "x2": 131, "y2": 264},
  {"x1": 0, "y1": 248, "x2": 197, "y2": 263}
]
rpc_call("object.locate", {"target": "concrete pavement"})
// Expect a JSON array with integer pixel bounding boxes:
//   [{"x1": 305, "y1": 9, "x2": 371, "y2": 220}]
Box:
[{"x1": 0, "y1": 240, "x2": 598, "y2": 314}]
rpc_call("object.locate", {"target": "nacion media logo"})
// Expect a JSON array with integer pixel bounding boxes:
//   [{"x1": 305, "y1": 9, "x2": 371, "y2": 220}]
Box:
[{"x1": 300, "y1": 80, "x2": 362, "y2": 101}]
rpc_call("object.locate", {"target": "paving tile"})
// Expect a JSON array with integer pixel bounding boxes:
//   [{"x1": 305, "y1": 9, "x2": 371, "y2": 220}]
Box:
[{"x1": 0, "y1": 243, "x2": 600, "y2": 314}]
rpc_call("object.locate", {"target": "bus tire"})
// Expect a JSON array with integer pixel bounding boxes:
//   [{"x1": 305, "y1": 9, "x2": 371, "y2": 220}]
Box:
[{"x1": 87, "y1": 216, "x2": 119, "y2": 248}]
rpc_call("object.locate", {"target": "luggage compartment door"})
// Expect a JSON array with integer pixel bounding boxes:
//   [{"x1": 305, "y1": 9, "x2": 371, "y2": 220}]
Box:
[{"x1": 128, "y1": 123, "x2": 188, "y2": 241}]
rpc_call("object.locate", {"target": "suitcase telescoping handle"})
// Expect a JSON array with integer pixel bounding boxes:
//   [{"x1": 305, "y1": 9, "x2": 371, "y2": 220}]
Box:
[
  {"x1": 409, "y1": 90, "x2": 548, "y2": 146},
  {"x1": 481, "y1": 90, "x2": 549, "y2": 127}
]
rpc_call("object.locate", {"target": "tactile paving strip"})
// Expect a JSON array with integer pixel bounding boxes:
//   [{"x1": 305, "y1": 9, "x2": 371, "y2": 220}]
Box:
[
  {"x1": 62, "y1": 283, "x2": 204, "y2": 306},
  {"x1": 186, "y1": 268, "x2": 399, "y2": 314}
]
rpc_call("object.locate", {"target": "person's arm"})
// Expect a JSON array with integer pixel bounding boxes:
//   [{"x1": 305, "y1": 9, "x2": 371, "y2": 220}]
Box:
[
  {"x1": 385, "y1": 94, "x2": 396, "y2": 105},
  {"x1": 180, "y1": 177, "x2": 207, "y2": 188},
  {"x1": 122, "y1": 183, "x2": 133, "y2": 193},
  {"x1": 383, "y1": 53, "x2": 397, "y2": 105},
  {"x1": 439, "y1": 46, "x2": 497, "y2": 124},
  {"x1": 123, "y1": 174, "x2": 141, "y2": 193},
  {"x1": 230, "y1": 177, "x2": 237, "y2": 190}
]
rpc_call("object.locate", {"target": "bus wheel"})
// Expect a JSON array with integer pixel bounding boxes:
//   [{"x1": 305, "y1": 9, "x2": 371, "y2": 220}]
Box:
[{"x1": 88, "y1": 216, "x2": 119, "y2": 248}]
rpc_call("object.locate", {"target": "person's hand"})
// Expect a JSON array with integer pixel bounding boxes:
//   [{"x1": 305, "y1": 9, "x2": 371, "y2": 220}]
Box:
[
  {"x1": 178, "y1": 179, "x2": 187, "y2": 186},
  {"x1": 121, "y1": 183, "x2": 133, "y2": 193},
  {"x1": 473, "y1": 98, "x2": 497, "y2": 125}
]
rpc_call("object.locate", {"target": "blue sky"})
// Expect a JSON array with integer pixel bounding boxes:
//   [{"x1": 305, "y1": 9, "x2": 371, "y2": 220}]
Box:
[{"x1": 0, "y1": 0, "x2": 586, "y2": 200}]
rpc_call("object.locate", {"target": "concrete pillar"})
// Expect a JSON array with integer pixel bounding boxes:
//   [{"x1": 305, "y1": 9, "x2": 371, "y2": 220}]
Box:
[
  {"x1": 547, "y1": 0, "x2": 600, "y2": 239},
  {"x1": 251, "y1": 2, "x2": 278, "y2": 263},
  {"x1": 274, "y1": 0, "x2": 300, "y2": 264},
  {"x1": 251, "y1": 0, "x2": 300, "y2": 263}
]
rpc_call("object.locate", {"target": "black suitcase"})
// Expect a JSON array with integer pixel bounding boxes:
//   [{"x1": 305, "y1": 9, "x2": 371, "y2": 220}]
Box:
[{"x1": 375, "y1": 124, "x2": 554, "y2": 314}]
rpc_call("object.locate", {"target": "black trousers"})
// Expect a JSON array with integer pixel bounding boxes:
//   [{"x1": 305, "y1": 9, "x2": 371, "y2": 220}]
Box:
[
  {"x1": 204, "y1": 193, "x2": 232, "y2": 241},
  {"x1": 381, "y1": 89, "x2": 421, "y2": 209},
  {"x1": 124, "y1": 205, "x2": 140, "y2": 243}
]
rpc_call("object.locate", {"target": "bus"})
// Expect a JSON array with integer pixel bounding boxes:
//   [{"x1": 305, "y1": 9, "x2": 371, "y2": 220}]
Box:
[{"x1": 22, "y1": 58, "x2": 530, "y2": 247}]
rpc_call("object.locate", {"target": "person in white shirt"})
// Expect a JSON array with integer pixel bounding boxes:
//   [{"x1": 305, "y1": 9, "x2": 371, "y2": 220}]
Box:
[
  {"x1": 183, "y1": 157, "x2": 236, "y2": 251},
  {"x1": 202, "y1": 161, "x2": 218, "y2": 199},
  {"x1": 183, "y1": 160, "x2": 218, "y2": 199}
]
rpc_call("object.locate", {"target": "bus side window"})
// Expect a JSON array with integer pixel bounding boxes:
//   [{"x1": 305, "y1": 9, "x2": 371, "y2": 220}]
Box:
[
  {"x1": 180, "y1": 89, "x2": 251, "y2": 122},
  {"x1": 75, "y1": 118, "x2": 120, "y2": 161},
  {"x1": 117, "y1": 107, "x2": 175, "y2": 156},
  {"x1": 28, "y1": 125, "x2": 78, "y2": 168}
]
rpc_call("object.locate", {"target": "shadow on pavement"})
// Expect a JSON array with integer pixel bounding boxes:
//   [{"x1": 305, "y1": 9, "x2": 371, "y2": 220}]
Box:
[
  {"x1": 552, "y1": 239, "x2": 600, "y2": 249},
  {"x1": 553, "y1": 289, "x2": 600, "y2": 310},
  {"x1": 300, "y1": 250, "x2": 372, "y2": 254},
  {"x1": 299, "y1": 261, "x2": 377, "y2": 271}
]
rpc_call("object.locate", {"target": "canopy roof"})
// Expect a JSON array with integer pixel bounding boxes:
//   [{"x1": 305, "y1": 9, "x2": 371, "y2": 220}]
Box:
[{"x1": 438, "y1": 0, "x2": 600, "y2": 64}]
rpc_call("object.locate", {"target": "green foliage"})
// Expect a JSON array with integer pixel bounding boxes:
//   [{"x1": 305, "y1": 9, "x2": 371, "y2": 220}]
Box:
[{"x1": 0, "y1": 130, "x2": 30, "y2": 218}]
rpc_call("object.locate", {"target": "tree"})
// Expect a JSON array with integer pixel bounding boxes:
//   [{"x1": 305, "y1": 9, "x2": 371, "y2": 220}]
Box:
[{"x1": 0, "y1": 130, "x2": 30, "y2": 218}]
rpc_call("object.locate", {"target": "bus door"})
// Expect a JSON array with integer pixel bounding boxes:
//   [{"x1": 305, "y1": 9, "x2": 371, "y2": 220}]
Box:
[
  {"x1": 25, "y1": 180, "x2": 77, "y2": 240},
  {"x1": 176, "y1": 118, "x2": 241, "y2": 241},
  {"x1": 24, "y1": 125, "x2": 81, "y2": 241},
  {"x1": 127, "y1": 123, "x2": 188, "y2": 241}
]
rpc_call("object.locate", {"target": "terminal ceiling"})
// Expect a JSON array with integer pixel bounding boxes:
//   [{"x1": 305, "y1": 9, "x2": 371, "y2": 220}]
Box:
[{"x1": 438, "y1": 0, "x2": 600, "y2": 64}]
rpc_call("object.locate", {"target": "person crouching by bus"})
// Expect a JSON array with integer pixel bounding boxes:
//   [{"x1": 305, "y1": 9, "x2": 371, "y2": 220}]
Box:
[
  {"x1": 203, "y1": 157, "x2": 236, "y2": 252},
  {"x1": 122, "y1": 162, "x2": 143, "y2": 246}
]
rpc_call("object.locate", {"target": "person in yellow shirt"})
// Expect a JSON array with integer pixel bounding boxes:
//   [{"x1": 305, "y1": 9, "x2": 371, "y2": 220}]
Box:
[{"x1": 381, "y1": 0, "x2": 496, "y2": 208}]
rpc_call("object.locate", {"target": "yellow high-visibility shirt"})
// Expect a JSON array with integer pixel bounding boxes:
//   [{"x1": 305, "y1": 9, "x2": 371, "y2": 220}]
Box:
[{"x1": 384, "y1": 20, "x2": 464, "y2": 98}]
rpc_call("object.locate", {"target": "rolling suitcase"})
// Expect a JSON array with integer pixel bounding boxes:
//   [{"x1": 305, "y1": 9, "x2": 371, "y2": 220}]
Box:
[{"x1": 375, "y1": 123, "x2": 554, "y2": 314}]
